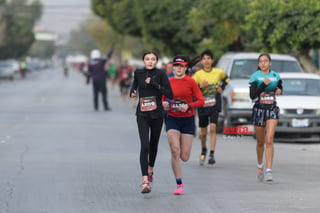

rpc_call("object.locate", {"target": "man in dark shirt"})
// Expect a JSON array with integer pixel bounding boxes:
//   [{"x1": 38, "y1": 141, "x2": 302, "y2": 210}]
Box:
[{"x1": 87, "y1": 44, "x2": 114, "y2": 111}]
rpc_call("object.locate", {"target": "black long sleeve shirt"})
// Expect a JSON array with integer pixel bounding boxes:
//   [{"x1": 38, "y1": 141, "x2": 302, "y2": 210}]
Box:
[{"x1": 130, "y1": 68, "x2": 173, "y2": 119}]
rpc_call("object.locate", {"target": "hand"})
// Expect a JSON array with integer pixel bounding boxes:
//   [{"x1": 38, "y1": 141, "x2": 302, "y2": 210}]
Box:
[
  {"x1": 130, "y1": 90, "x2": 137, "y2": 98},
  {"x1": 162, "y1": 101, "x2": 169, "y2": 110},
  {"x1": 217, "y1": 87, "x2": 223, "y2": 94},
  {"x1": 178, "y1": 104, "x2": 189, "y2": 112},
  {"x1": 200, "y1": 80, "x2": 209, "y2": 88},
  {"x1": 263, "y1": 78, "x2": 270, "y2": 85},
  {"x1": 275, "y1": 87, "x2": 282, "y2": 95},
  {"x1": 145, "y1": 77, "x2": 151, "y2": 84}
]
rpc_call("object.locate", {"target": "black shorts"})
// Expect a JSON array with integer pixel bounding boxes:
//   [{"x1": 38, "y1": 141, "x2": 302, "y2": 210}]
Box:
[
  {"x1": 198, "y1": 110, "x2": 219, "y2": 128},
  {"x1": 252, "y1": 105, "x2": 279, "y2": 127}
]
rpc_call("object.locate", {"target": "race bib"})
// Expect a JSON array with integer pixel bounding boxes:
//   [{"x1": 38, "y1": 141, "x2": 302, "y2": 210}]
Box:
[
  {"x1": 170, "y1": 99, "x2": 187, "y2": 112},
  {"x1": 140, "y1": 96, "x2": 157, "y2": 111},
  {"x1": 259, "y1": 92, "x2": 275, "y2": 104},
  {"x1": 203, "y1": 95, "x2": 216, "y2": 107}
]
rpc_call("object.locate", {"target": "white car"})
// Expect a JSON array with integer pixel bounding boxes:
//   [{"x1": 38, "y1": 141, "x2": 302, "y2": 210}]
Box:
[
  {"x1": 0, "y1": 60, "x2": 18, "y2": 80},
  {"x1": 276, "y1": 72, "x2": 320, "y2": 141},
  {"x1": 215, "y1": 52, "x2": 303, "y2": 132}
]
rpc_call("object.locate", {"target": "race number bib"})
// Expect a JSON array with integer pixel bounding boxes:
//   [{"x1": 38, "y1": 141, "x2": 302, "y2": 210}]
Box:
[
  {"x1": 259, "y1": 92, "x2": 275, "y2": 104},
  {"x1": 170, "y1": 99, "x2": 186, "y2": 112},
  {"x1": 203, "y1": 95, "x2": 216, "y2": 107},
  {"x1": 140, "y1": 96, "x2": 157, "y2": 111}
]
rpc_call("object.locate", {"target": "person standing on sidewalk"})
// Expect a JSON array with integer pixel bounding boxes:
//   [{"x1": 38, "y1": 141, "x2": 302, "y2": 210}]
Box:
[
  {"x1": 87, "y1": 44, "x2": 114, "y2": 111},
  {"x1": 249, "y1": 53, "x2": 282, "y2": 182},
  {"x1": 193, "y1": 49, "x2": 229, "y2": 166},
  {"x1": 129, "y1": 50, "x2": 173, "y2": 194},
  {"x1": 162, "y1": 55, "x2": 204, "y2": 195}
]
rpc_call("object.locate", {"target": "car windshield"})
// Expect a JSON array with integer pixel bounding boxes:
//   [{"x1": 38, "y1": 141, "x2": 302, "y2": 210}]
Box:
[
  {"x1": 230, "y1": 59, "x2": 301, "y2": 79},
  {"x1": 282, "y1": 78, "x2": 320, "y2": 96}
]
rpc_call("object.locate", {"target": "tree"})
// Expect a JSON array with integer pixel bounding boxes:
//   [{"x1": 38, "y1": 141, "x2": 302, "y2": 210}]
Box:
[
  {"x1": 139, "y1": 0, "x2": 204, "y2": 56},
  {"x1": 0, "y1": 0, "x2": 42, "y2": 60},
  {"x1": 61, "y1": 15, "x2": 144, "y2": 61},
  {"x1": 0, "y1": 1, "x2": 6, "y2": 46},
  {"x1": 92, "y1": 0, "x2": 140, "y2": 37},
  {"x1": 28, "y1": 40, "x2": 55, "y2": 59},
  {"x1": 244, "y1": 0, "x2": 320, "y2": 73},
  {"x1": 188, "y1": 0, "x2": 249, "y2": 58},
  {"x1": 91, "y1": 0, "x2": 202, "y2": 57},
  {"x1": 65, "y1": 18, "x2": 99, "y2": 57}
]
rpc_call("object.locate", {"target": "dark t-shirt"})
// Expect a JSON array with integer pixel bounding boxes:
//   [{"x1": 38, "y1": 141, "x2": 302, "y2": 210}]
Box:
[{"x1": 88, "y1": 59, "x2": 107, "y2": 80}]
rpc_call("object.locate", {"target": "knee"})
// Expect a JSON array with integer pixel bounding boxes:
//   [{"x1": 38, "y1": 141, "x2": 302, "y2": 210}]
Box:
[
  {"x1": 256, "y1": 139, "x2": 265, "y2": 147},
  {"x1": 181, "y1": 153, "x2": 190, "y2": 162},
  {"x1": 265, "y1": 138, "x2": 274, "y2": 146},
  {"x1": 171, "y1": 146, "x2": 180, "y2": 160},
  {"x1": 200, "y1": 130, "x2": 207, "y2": 137},
  {"x1": 209, "y1": 123, "x2": 216, "y2": 133},
  {"x1": 140, "y1": 144, "x2": 149, "y2": 154},
  {"x1": 209, "y1": 127, "x2": 216, "y2": 134}
]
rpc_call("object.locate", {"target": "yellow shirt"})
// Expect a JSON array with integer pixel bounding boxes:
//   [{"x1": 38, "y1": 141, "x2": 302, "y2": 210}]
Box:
[{"x1": 193, "y1": 68, "x2": 229, "y2": 96}]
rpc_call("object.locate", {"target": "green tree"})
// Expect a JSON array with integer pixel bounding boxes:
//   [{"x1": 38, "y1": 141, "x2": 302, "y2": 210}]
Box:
[
  {"x1": 0, "y1": 1, "x2": 6, "y2": 46},
  {"x1": 188, "y1": 0, "x2": 249, "y2": 58},
  {"x1": 0, "y1": 0, "x2": 42, "y2": 59},
  {"x1": 91, "y1": 0, "x2": 202, "y2": 57},
  {"x1": 139, "y1": 0, "x2": 203, "y2": 56},
  {"x1": 92, "y1": 0, "x2": 140, "y2": 36},
  {"x1": 244, "y1": 0, "x2": 320, "y2": 73},
  {"x1": 62, "y1": 16, "x2": 144, "y2": 61},
  {"x1": 28, "y1": 40, "x2": 55, "y2": 59},
  {"x1": 66, "y1": 18, "x2": 98, "y2": 57}
]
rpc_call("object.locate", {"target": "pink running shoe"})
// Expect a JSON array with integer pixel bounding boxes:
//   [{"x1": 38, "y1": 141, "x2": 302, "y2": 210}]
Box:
[
  {"x1": 173, "y1": 184, "x2": 184, "y2": 195},
  {"x1": 141, "y1": 181, "x2": 151, "y2": 194},
  {"x1": 148, "y1": 172, "x2": 153, "y2": 183}
]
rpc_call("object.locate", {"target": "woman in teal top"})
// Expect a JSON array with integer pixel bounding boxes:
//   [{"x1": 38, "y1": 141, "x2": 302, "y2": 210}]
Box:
[{"x1": 249, "y1": 53, "x2": 282, "y2": 182}]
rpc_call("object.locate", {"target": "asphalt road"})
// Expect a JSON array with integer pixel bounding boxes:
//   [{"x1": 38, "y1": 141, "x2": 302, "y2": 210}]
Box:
[{"x1": 0, "y1": 67, "x2": 320, "y2": 213}]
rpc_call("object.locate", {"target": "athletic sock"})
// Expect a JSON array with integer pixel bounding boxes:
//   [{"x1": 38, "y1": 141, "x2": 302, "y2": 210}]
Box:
[{"x1": 176, "y1": 178, "x2": 182, "y2": 185}]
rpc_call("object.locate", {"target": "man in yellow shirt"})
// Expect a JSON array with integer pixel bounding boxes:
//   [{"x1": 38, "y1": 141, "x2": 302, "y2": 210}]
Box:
[{"x1": 193, "y1": 50, "x2": 230, "y2": 166}]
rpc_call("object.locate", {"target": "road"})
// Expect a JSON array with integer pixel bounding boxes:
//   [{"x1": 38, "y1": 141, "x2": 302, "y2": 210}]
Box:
[{"x1": 0, "y1": 67, "x2": 320, "y2": 213}]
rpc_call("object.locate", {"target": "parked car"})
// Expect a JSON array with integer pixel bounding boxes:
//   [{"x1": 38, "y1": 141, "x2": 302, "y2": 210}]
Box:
[
  {"x1": 275, "y1": 72, "x2": 320, "y2": 140},
  {"x1": 215, "y1": 52, "x2": 303, "y2": 132},
  {"x1": 0, "y1": 60, "x2": 18, "y2": 80}
]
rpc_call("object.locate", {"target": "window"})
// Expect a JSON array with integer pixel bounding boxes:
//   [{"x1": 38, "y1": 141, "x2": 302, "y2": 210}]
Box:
[
  {"x1": 282, "y1": 79, "x2": 320, "y2": 96},
  {"x1": 230, "y1": 59, "x2": 301, "y2": 79}
]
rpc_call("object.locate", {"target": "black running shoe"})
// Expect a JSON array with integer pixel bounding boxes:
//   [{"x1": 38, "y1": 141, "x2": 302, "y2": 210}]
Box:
[{"x1": 208, "y1": 155, "x2": 216, "y2": 165}]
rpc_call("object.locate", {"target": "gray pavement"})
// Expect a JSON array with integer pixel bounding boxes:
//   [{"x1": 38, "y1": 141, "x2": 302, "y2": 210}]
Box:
[{"x1": 0, "y1": 67, "x2": 320, "y2": 213}]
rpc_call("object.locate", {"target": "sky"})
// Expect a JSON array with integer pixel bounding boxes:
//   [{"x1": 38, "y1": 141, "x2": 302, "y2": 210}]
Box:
[{"x1": 37, "y1": 0, "x2": 92, "y2": 39}]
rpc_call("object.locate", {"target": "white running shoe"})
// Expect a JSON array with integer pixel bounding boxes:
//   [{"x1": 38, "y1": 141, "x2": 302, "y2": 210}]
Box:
[{"x1": 265, "y1": 171, "x2": 273, "y2": 182}]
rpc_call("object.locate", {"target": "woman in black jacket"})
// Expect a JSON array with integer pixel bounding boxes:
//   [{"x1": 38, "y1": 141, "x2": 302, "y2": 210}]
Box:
[{"x1": 130, "y1": 50, "x2": 173, "y2": 193}]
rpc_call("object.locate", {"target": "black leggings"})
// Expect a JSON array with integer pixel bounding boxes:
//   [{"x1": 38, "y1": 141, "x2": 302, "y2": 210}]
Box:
[{"x1": 136, "y1": 116, "x2": 163, "y2": 176}]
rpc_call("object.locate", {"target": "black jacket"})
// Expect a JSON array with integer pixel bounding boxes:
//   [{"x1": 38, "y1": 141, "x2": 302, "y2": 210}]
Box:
[
  {"x1": 88, "y1": 59, "x2": 107, "y2": 80},
  {"x1": 130, "y1": 68, "x2": 173, "y2": 119}
]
